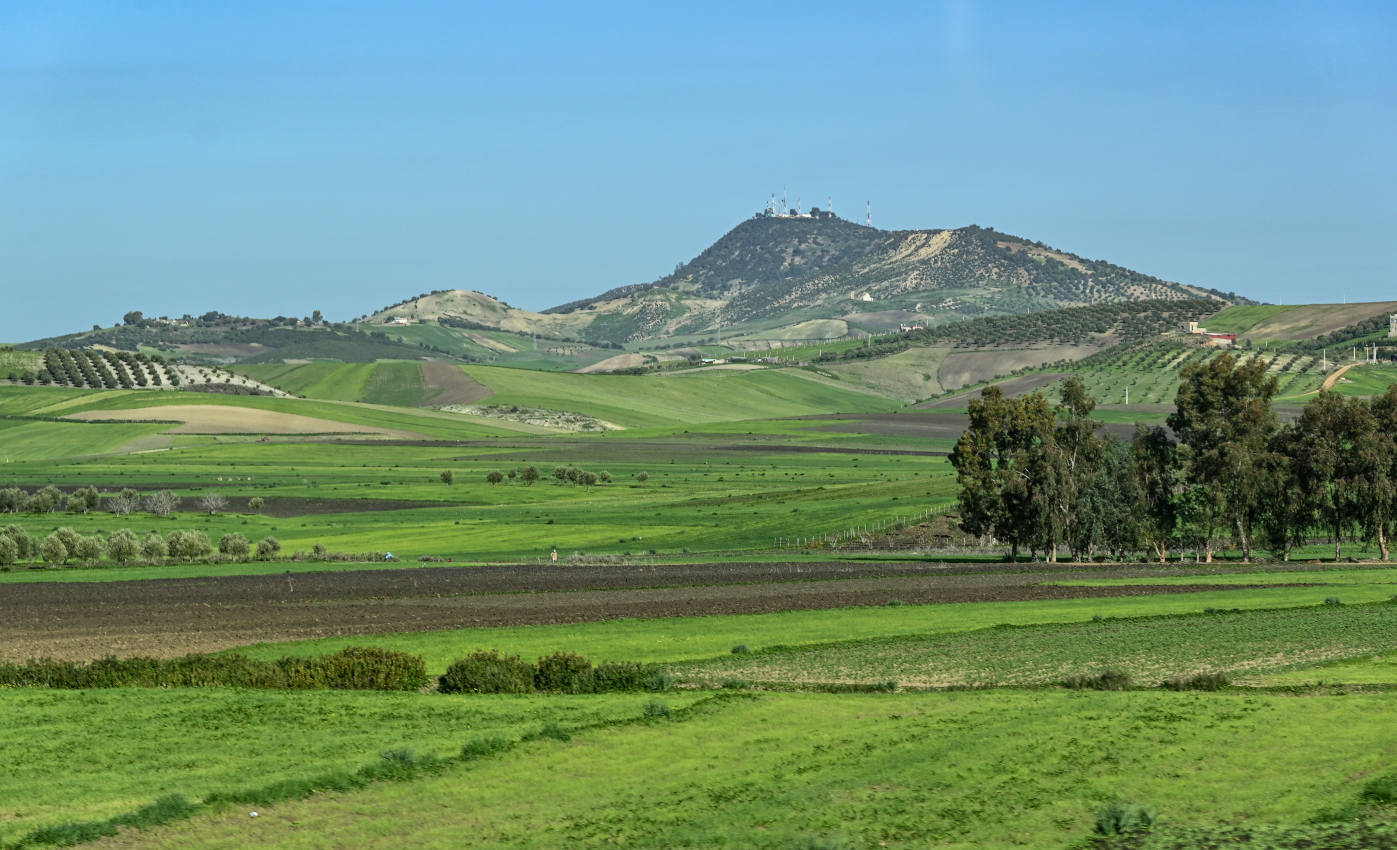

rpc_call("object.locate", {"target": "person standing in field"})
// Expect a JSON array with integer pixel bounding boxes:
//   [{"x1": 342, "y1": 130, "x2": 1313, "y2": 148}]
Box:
[{"x1": 551, "y1": 548, "x2": 558, "y2": 563}]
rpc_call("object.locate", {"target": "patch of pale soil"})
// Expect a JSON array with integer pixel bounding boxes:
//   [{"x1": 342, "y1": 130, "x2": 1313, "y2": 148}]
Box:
[
  {"x1": 112, "y1": 434, "x2": 174, "y2": 454},
  {"x1": 64, "y1": 405, "x2": 426, "y2": 437},
  {"x1": 1318, "y1": 362, "x2": 1358, "y2": 392},
  {"x1": 444, "y1": 404, "x2": 622, "y2": 432},
  {"x1": 464, "y1": 332, "x2": 518, "y2": 354},
  {"x1": 937, "y1": 344, "x2": 1101, "y2": 391},
  {"x1": 577, "y1": 353, "x2": 648, "y2": 373},
  {"x1": 662, "y1": 363, "x2": 765, "y2": 374},
  {"x1": 420, "y1": 362, "x2": 491, "y2": 406}
]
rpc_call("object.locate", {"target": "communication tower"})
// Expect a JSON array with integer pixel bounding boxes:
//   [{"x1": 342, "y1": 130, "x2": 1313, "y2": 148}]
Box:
[
  {"x1": 865, "y1": 200, "x2": 872, "y2": 227},
  {"x1": 781, "y1": 189, "x2": 788, "y2": 217}
]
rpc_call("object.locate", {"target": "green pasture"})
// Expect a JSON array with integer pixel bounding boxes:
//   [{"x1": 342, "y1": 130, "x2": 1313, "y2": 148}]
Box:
[
  {"x1": 0, "y1": 386, "x2": 535, "y2": 441},
  {"x1": 0, "y1": 419, "x2": 168, "y2": 461},
  {"x1": 1203, "y1": 305, "x2": 1301, "y2": 337},
  {"x1": 1256, "y1": 649, "x2": 1397, "y2": 686},
  {"x1": 232, "y1": 579, "x2": 1397, "y2": 675},
  {"x1": 71, "y1": 690, "x2": 1397, "y2": 849},
  {"x1": 234, "y1": 361, "x2": 448, "y2": 407},
  {"x1": 0, "y1": 430, "x2": 957, "y2": 564},
  {"x1": 1324, "y1": 363, "x2": 1397, "y2": 397},
  {"x1": 1206, "y1": 301, "x2": 1397, "y2": 342},
  {"x1": 232, "y1": 362, "x2": 374, "y2": 401},
  {"x1": 460, "y1": 365, "x2": 901, "y2": 428},
  {"x1": 679, "y1": 600, "x2": 1397, "y2": 689},
  {"x1": 0, "y1": 688, "x2": 707, "y2": 844}
]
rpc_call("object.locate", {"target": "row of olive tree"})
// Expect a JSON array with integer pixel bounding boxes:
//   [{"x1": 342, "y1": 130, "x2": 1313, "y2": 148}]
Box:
[
  {"x1": 0, "y1": 525, "x2": 280, "y2": 567},
  {"x1": 951, "y1": 355, "x2": 1397, "y2": 562},
  {"x1": 0, "y1": 487, "x2": 259, "y2": 517}
]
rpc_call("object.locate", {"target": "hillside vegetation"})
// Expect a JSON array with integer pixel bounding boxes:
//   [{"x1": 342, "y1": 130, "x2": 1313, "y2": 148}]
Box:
[{"x1": 356, "y1": 216, "x2": 1243, "y2": 347}]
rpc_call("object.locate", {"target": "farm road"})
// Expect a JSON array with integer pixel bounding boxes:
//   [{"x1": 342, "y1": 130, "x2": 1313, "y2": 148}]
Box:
[{"x1": 1, "y1": 560, "x2": 1295, "y2": 662}]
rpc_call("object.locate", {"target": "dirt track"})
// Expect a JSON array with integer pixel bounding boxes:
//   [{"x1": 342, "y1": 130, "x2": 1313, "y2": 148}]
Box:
[{"x1": 0, "y1": 560, "x2": 1304, "y2": 662}]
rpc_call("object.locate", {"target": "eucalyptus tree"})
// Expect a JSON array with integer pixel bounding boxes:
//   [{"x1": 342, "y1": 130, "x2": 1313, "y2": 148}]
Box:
[
  {"x1": 1167, "y1": 354, "x2": 1279, "y2": 561},
  {"x1": 950, "y1": 386, "x2": 1055, "y2": 561}
]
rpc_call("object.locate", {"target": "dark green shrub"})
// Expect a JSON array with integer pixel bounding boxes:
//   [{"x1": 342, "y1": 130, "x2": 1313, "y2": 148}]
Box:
[
  {"x1": 1362, "y1": 773, "x2": 1397, "y2": 805},
  {"x1": 0, "y1": 647, "x2": 427, "y2": 690},
  {"x1": 592, "y1": 661, "x2": 650, "y2": 692},
  {"x1": 721, "y1": 679, "x2": 750, "y2": 690},
  {"x1": 535, "y1": 651, "x2": 594, "y2": 693},
  {"x1": 643, "y1": 699, "x2": 671, "y2": 718},
  {"x1": 527, "y1": 721, "x2": 571, "y2": 742},
  {"x1": 1162, "y1": 671, "x2": 1230, "y2": 691},
  {"x1": 461, "y1": 735, "x2": 511, "y2": 761},
  {"x1": 644, "y1": 668, "x2": 676, "y2": 692},
  {"x1": 358, "y1": 748, "x2": 438, "y2": 782},
  {"x1": 1325, "y1": 596, "x2": 1344, "y2": 606},
  {"x1": 731, "y1": 644, "x2": 751, "y2": 654},
  {"x1": 1062, "y1": 668, "x2": 1133, "y2": 690},
  {"x1": 1094, "y1": 799, "x2": 1155, "y2": 835},
  {"x1": 277, "y1": 647, "x2": 428, "y2": 691},
  {"x1": 438, "y1": 650, "x2": 535, "y2": 694}
]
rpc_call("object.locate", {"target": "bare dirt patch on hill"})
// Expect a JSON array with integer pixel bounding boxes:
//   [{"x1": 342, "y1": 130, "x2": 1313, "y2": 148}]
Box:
[
  {"x1": 64, "y1": 405, "x2": 424, "y2": 437},
  {"x1": 937, "y1": 345, "x2": 1100, "y2": 391},
  {"x1": 421, "y1": 362, "x2": 491, "y2": 406}
]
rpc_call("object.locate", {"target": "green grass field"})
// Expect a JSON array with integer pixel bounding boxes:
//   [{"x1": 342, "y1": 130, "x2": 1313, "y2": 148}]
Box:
[
  {"x1": 679, "y1": 601, "x2": 1397, "y2": 688},
  {"x1": 460, "y1": 365, "x2": 901, "y2": 428},
  {"x1": 26, "y1": 690, "x2": 1395, "y2": 849},
  {"x1": 0, "y1": 688, "x2": 708, "y2": 844}
]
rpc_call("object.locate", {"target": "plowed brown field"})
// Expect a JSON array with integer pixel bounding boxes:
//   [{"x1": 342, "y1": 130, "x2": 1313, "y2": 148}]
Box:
[{"x1": 0, "y1": 560, "x2": 1296, "y2": 662}]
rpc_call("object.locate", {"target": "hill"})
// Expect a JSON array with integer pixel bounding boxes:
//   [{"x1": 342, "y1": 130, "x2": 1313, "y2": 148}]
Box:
[
  {"x1": 371, "y1": 216, "x2": 1243, "y2": 346},
  {"x1": 1205, "y1": 301, "x2": 1397, "y2": 344}
]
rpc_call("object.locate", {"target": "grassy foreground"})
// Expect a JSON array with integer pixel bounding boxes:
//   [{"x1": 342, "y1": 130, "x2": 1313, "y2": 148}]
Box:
[
  {"x1": 0, "y1": 689, "x2": 708, "y2": 845},
  {"x1": 67, "y1": 691, "x2": 1397, "y2": 849}
]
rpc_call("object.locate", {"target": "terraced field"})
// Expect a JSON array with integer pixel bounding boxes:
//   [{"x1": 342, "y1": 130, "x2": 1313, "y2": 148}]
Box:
[{"x1": 1206, "y1": 301, "x2": 1397, "y2": 341}]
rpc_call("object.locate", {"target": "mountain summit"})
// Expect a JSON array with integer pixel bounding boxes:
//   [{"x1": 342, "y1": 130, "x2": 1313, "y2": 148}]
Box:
[{"x1": 377, "y1": 215, "x2": 1237, "y2": 344}]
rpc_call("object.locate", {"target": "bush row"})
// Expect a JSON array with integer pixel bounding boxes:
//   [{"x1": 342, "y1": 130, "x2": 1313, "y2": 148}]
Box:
[
  {"x1": 0, "y1": 525, "x2": 281, "y2": 567},
  {"x1": 437, "y1": 650, "x2": 671, "y2": 694},
  {"x1": 0, "y1": 647, "x2": 428, "y2": 691}
]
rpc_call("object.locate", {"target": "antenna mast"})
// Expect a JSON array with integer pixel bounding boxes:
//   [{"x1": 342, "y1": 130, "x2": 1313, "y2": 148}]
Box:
[
  {"x1": 781, "y1": 188, "x2": 788, "y2": 217},
  {"x1": 865, "y1": 200, "x2": 871, "y2": 227}
]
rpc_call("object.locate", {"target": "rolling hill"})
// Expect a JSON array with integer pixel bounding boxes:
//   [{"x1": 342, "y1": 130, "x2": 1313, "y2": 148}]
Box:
[{"x1": 366, "y1": 215, "x2": 1245, "y2": 346}]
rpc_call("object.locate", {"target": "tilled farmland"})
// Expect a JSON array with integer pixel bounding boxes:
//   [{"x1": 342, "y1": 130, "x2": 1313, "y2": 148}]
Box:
[{"x1": 0, "y1": 559, "x2": 1300, "y2": 662}]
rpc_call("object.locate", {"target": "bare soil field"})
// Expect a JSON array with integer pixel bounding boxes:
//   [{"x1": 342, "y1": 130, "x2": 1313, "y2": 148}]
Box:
[
  {"x1": 64, "y1": 405, "x2": 425, "y2": 437},
  {"x1": 0, "y1": 560, "x2": 1299, "y2": 662},
  {"x1": 1236, "y1": 301, "x2": 1397, "y2": 341},
  {"x1": 937, "y1": 345, "x2": 1099, "y2": 390},
  {"x1": 916, "y1": 373, "x2": 1066, "y2": 408},
  {"x1": 420, "y1": 362, "x2": 491, "y2": 406}
]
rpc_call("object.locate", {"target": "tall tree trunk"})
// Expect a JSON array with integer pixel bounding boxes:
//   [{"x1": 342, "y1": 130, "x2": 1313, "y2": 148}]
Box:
[
  {"x1": 1236, "y1": 518, "x2": 1251, "y2": 563},
  {"x1": 1049, "y1": 541, "x2": 1057, "y2": 563},
  {"x1": 1380, "y1": 525, "x2": 1390, "y2": 562}
]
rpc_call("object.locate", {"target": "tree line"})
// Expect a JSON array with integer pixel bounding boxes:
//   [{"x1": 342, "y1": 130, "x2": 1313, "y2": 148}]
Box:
[{"x1": 950, "y1": 353, "x2": 1397, "y2": 562}]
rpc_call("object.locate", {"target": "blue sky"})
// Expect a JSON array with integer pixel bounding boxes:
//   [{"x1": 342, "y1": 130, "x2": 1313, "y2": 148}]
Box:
[{"x1": 2, "y1": 1, "x2": 1393, "y2": 341}]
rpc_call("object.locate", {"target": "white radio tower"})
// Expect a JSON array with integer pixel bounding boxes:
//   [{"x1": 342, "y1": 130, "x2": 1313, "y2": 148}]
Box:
[
  {"x1": 865, "y1": 200, "x2": 872, "y2": 227},
  {"x1": 827, "y1": 196, "x2": 832, "y2": 213},
  {"x1": 781, "y1": 188, "x2": 788, "y2": 217}
]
